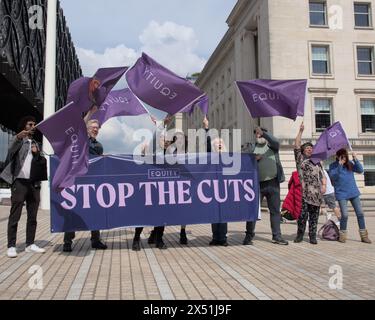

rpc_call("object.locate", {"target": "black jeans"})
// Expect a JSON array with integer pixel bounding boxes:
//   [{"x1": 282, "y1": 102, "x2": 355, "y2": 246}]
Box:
[
  {"x1": 297, "y1": 200, "x2": 320, "y2": 237},
  {"x1": 64, "y1": 230, "x2": 101, "y2": 245},
  {"x1": 134, "y1": 226, "x2": 165, "y2": 242},
  {"x1": 246, "y1": 178, "x2": 282, "y2": 240},
  {"x1": 211, "y1": 223, "x2": 228, "y2": 242},
  {"x1": 7, "y1": 179, "x2": 40, "y2": 248}
]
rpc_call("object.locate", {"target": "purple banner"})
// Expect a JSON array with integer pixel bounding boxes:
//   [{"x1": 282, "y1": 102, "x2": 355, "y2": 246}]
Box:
[
  {"x1": 37, "y1": 102, "x2": 89, "y2": 191},
  {"x1": 125, "y1": 53, "x2": 205, "y2": 115},
  {"x1": 182, "y1": 95, "x2": 209, "y2": 116},
  {"x1": 91, "y1": 88, "x2": 148, "y2": 125},
  {"x1": 66, "y1": 67, "x2": 128, "y2": 114},
  {"x1": 50, "y1": 153, "x2": 260, "y2": 232},
  {"x1": 236, "y1": 79, "x2": 307, "y2": 120},
  {"x1": 311, "y1": 122, "x2": 350, "y2": 164}
]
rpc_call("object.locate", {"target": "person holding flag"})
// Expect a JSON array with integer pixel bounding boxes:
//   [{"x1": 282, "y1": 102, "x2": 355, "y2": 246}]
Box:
[
  {"x1": 243, "y1": 127, "x2": 288, "y2": 246},
  {"x1": 1, "y1": 117, "x2": 48, "y2": 258},
  {"x1": 294, "y1": 122, "x2": 326, "y2": 244},
  {"x1": 329, "y1": 149, "x2": 371, "y2": 244},
  {"x1": 62, "y1": 107, "x2": 108, "y2": 252}
]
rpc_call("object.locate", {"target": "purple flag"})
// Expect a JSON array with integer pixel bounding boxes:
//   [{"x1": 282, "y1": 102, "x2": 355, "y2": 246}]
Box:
[
  {"x1": 125, "y1": 53, "x2": 205, "y2": 115},
  {"x1": 67, "y1": 67, "x2": 128, "y2": 114},
  {"x1": 236, "y1": 79, "x2": 307, "y2": 120},
  {"x1": 90, "y1": 88, "x2": 148, "y2": 125},
  {"x1": 182, "y1": 95, "x2": 209, "y2": 115},
  {"x1": 310, "y1": 122, "x2": 350, "y2": 164},
  {"x1": 37, "y1": 102, "x2": 89, "y2": 191}
]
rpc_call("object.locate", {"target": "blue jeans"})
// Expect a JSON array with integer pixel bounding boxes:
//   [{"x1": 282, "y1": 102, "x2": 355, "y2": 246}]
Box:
[{"x1": 338, "y1": 196, "x2": 366, "y2": 231}]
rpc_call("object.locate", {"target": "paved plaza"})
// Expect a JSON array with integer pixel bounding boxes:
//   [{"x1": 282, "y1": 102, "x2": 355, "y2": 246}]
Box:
[{"x1": 0, "y1": 205, "x2": 374, "y2": 300}]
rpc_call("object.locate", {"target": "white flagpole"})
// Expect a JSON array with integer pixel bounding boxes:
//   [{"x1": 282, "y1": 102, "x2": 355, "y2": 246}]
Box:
[{"x1": 40, "y1": 0, "x2": 57, "y2": 210}]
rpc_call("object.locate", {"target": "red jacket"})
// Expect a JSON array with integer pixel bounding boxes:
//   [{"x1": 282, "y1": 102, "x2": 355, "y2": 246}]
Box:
[{"x1": 282, "y1": 171, "x2": 302, "y2": 220}]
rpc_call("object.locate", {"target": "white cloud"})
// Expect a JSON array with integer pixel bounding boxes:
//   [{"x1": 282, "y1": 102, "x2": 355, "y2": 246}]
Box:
[
  {"x1": 77, "y1": 20, "x2": 206, "y2": 77},
  {"x1": 139, "y1": 20, "x2": 206, "y2": 76},
  {"x1": 98, "y1": 115, "x2": 156, "y2": 155},
  {"x1": 77, "y1": 45, "x2": 138, "y2": 76}
]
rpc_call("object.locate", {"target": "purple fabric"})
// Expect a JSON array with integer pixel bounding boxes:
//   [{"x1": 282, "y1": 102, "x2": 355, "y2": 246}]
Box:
[
  {"x1": 182, "y1": 95, "x2": 209, "y2": 115},
  {"x1": 236, "y1": 79, "x2": 307, "y2": 120},
  {"x1": 66, "y1": 67, "x2": 128, "y2": 114},
  {"x1": 125, "y1": 53, "x2": 205, "y2": 115},
  {"x1": 311, "y1": 122, "x2": 350, "y2": 164},
  {"x1": 37, "y1": 102, "x2": 89, "y2": 191},
  {"x1": 90, "y1": 88, "x2": 148, "y2": 125}
]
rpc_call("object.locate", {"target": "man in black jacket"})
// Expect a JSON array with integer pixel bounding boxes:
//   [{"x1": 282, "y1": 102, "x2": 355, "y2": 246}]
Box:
[{"x1": 1, "y1": 116, "x2": 48, "y2": 258}]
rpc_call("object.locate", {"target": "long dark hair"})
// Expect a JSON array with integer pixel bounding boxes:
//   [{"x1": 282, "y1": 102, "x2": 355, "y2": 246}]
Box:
[{"x1": 336, "y1": 148, "x2": 353, "y2": 171}]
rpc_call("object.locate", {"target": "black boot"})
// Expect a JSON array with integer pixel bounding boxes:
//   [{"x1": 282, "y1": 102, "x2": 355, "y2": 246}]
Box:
[
  {"x1": 309, "y1": 233, "x2": 318, "y2": 245},
  {"x1": 92, "y1": 240, "x2": 107, "y2": 250},
  {"x1": 132, "y1": 238, "x2": 141, "y2": 251},
  {"x1": 294, "y1": 231, "x2": 304, "y2": 243},
  {"x1": 63, "y1": 243, "x2": 72, "y2": 252},
  {"x1": 148, "y1": 230, "x2": 156, "y2": 244},
  {"x1": 156, "y1": 240, "x2": 167, "y2": 249},
  {"x1": 243, "y1": 234, "x2": 254, "y2": 245},
  {"x1": 180, "y1": 229, "x2": 188, "y2": 245}
]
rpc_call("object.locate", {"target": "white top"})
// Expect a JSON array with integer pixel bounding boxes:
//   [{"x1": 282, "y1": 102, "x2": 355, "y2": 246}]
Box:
[
  {"x1": 323, "y1": 169, "x2": 335, "y2": 195},
  {"x1": 17, "y1": 140, "x2": 33, "y2": 179}
]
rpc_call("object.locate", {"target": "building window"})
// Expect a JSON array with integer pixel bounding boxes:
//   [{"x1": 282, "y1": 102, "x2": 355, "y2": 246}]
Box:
[
  {"x1": 354, "y1": 3, "x2": 372, "y2": 27},
  {"x1": 357, "y1": 46, "x2": 374, "y2": 75},
  {"x1": 309, "y1": 1, "x2": 327, "y2": 26},
  {"x1": 312, "y1": 45, "x2": 330, "y2": 74},
  {"x1": 361, "y1": 99, "x2": 375, "y2": 132},
  {"x1": 315, "y1": 98, "x2": 332, "y2": 132},
  {"x1": 364, "y1": 155, "x2": 375, "y2": 186}
]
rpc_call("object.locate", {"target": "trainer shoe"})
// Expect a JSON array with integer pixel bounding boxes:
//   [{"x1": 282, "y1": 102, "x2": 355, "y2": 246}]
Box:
[
  {"x1": 7, "y1": 247, "x2": 17, "y2": 258},
  {"x1": 25, "y1": 244, "x2": 46, "y2": 254}
]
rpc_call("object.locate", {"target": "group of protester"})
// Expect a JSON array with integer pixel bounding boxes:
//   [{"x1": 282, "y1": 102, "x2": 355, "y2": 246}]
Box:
[{"x1": 0, "y1": 112, "x2": 371, "y2": 258}]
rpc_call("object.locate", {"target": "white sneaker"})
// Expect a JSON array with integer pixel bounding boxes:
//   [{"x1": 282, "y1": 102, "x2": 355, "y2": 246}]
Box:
[
  {"x1": 25, "y1": 244, "x2": 46, "y2": 254},
  {"x1": 7, "y1": 247, "x2": 18, "y2": 258}
]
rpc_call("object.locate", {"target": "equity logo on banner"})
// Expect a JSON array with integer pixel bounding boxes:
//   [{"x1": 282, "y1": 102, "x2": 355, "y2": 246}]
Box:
[{"x1": 148, "y1": 169, "x2": 181, "y2": 179}]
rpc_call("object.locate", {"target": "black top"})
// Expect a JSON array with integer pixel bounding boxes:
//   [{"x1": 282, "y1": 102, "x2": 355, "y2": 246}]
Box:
[{"x1": 89, "y1": 137, "x2": 103, "y2": 156}]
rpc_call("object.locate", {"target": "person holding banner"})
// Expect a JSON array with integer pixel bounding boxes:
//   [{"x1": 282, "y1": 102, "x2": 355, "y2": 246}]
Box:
[
  {"x1": 63, "y1": 117, "x2": 107, "y2": 252},
  {"x1": 1, "y1": 117, "x2": 48, "y2": 258},
  {"x1": 203, "y1": 117, "x2": 229, "y2": 247},
  {"x1": 169, "y1": 132, "x2": 189, "y2": 245},
  {"x1": 329, "y1": 149, "x2": 371, "y2": 244},
  {"x1": 132, "y1": 116, "x2": 173, "y2": 251},
  {"x1": 243, "y1": 127, "x2": 288, "y2": 246},
  {"x1": 294, "y1": 122, "x2": 326, "y2": 245}
]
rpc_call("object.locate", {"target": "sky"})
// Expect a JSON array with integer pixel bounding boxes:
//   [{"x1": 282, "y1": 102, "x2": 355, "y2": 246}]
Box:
[{"x1": 60, "y1": 0, "x2": 237, "y2": 154}]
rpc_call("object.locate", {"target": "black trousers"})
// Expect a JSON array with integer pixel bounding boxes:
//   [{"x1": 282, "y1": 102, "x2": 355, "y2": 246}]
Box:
[
  {"x1": 64, "y1": 230, "x2": 101, "y2": 245},
  {"x1": 7, "y1": 179, "x2": 40, "y2": 248},
  {"x1": 134, "y1": 226, "x2": 165, "y2": 242},
  {"x1": 246, "y1": 178, "x2": 282, "y2": 240},
  {"x1": 211, "y1": 223, "x2": 227, "y2": 241},
  {"x1": 297, "y1": 200, "x2": 320, "y2": 237}
]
